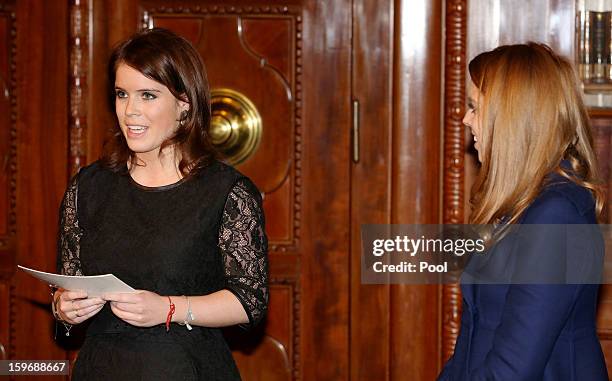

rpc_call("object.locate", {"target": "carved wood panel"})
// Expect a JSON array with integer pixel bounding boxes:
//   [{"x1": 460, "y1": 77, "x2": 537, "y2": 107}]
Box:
[
  {"x1": 146, "y1": 9, "x2": 300, "y2": 251},
  {"x1": 0, "y1": 0, "x2": 16, "y2": 366},
  {"x1": 0, "y1": 1, "x2": 16, "y2": 274},
  {"x1": 80, "y1": 1, "x2": 352, "y2": 379},
  {"x1": 140, "y1": 7, "x2": 303, "y2": 379},
  {"x1": 442, "y1": 0, "x2": 467, "y2": 365}
]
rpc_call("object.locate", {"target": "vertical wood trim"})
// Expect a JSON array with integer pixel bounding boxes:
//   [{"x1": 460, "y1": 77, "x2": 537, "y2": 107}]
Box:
[
  {"x1": 69, "y1": 0, "x2": 89, "y2": 175},
  {"x1": 390, "y1": 0, "x2": 443, "y2": 380},
  {"x1": 350, "y1": 0, "x2": 393, "y2": 379},
  {"x1": 441, "y1": 0, "x2": 467, "y2": 364},
  {"x1": 0, "y1": 0, "x2": 17, "y2": 361}
]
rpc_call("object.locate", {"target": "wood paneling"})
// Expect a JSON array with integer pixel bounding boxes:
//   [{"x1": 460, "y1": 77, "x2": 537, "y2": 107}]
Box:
[
  {"x1": 0, "y1": 0, "x2": 16, "y2": 283},
  {"x1": 9, "y1": 0, "x2": 69, "y2": 375},
  {"x1": 0, "y1": 7, "x2": 13, "y2": 239},
  {"x1": 80, "y1": 1, "x2": 353, "y2": 379},
  {"x1": 389, "y1": 1, "x2": 443, "y2": 380},
  {"x1": 0, "y1": 0, "x2": 15, "y2": 369},
  {"x1": 467, "y1": 0, "x2": 575, "y2": 61},
  {"x1": 291, "y1": 2, "x2": 352, "y2": 378},
  {"x1": 441, "y1": 0, "x2": 467, "y2": 368},
  {"x1": 350, "y1": 0, "x2": 393, "y2": 379},
  {"x1": 1, "y1": 1, "x2": 462, "y2": 380}
]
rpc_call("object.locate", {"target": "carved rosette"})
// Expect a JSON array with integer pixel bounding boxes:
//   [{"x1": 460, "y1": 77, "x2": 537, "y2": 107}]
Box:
[
  {"x1": 69, "y1": 0, "x2": 89, "y2": 176},
  {"x1": 442, "y1": 0, "x2": 467, "y2": 363}
]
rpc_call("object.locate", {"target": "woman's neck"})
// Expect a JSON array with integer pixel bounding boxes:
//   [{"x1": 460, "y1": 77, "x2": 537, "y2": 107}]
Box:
[{"x1": 128, "y1": 147, "x2": 183, "y2": 187}]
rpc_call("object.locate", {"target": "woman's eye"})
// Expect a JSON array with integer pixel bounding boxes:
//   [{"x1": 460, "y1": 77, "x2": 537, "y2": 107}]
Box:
[
  {"x1": 115, "y1": 90, "x2": 127, "y2": 99},
  {"x1": 142, "y1": 92, "x2": 157, "y2": 100},
  {"x1": 467, "y1": 102, "x2": 477, "y2": 113}
]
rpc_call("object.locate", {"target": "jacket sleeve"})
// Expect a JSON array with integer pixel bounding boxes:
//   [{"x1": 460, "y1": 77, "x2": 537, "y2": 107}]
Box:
[{"x1": 469, "y1": 192, "x2": 589, "y2": 380}]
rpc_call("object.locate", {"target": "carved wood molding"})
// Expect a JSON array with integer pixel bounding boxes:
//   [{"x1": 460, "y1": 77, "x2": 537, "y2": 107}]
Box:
[
  {"x1": 0, "y1": 1, "x2": 17, "y2": 250},
  {"x1": 141, "y1": 4, "x2": 298, "y2": 16},
  {"x1": 0, "y1": 0, "x2": 17, "y2": 361},
  {"x1": 140, "y1": 5, "x2": 303, "y2": 253},
  {"x1": 69, "y1": 0, "x2": 89, "y2": 176},
  {"x1": 442, "y1": 0, "x2": 467, "y2": 363},
  {"x1": 270, "y1": 276, "x2": 300, "y2": 380},
  {"x1": 8, "y1": 283, "x2": 15, "y2": 358}
]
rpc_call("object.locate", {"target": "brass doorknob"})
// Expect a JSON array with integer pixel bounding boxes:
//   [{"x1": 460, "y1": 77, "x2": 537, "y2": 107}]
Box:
[{"x1": 210, "y1": 88, "x2": 262, "y2": 165}]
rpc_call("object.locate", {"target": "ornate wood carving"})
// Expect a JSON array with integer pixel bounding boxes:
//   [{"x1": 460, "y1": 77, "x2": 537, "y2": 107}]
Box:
[
  {"x1": 269, "y1": 276, "x2": 300, "y2": 380},
  {"x1": 140, "y1": 5, "x2": 302, "y2": 253},
  {"x1": 69, "y1": 0, "x2": 89, "y2": 176},
  {"x1": 8, "y1": 283, "x2": 14, "y2": 359},
  {"x1": 442, "y1": 0, "x2": 467, "y2": 363},
  {"x1": 0, "y1": 1, "x2": 16, "y2": 253},
  {"x1": 0, "y1": 0, "x2": 16, "y2": 361}
]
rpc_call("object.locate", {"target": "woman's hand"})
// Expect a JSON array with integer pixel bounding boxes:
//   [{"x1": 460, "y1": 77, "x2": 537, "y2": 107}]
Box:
[
  {"x1": 103, "y1": 290, "x2": 168, "y2": 327},
  {"x1": 55, "y1": 289, "x2": 106, "y2": 324}
]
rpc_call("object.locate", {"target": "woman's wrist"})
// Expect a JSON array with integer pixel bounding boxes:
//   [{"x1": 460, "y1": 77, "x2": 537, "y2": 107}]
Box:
[
  {"x1": 50, "y1": 288, "x2": 73, "y2": 337},
  {"x1": 51, "y1": 289, "x2": 65, "y2": 321},
  {"x1": 170, "y1": 296, "x2": 186, "y2": 324}
]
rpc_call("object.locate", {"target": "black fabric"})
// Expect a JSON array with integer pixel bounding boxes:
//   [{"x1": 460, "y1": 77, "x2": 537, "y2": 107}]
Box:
[{"x1": 56, "y1": 160, "x2": 268, "y2": 380}]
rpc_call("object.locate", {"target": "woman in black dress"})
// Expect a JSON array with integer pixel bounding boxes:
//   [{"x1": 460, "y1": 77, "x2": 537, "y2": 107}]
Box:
[{"x1": 50, "y1": 28, "x2": 268, "y2": 380}]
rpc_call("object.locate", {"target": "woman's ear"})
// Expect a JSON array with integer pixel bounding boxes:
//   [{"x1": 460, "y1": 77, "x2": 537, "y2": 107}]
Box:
[{"x1": 179, "y1": 98, "x2": 190, "y2": 112}]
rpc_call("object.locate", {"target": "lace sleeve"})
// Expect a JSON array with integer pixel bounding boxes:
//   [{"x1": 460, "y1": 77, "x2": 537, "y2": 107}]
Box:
[
  {"x1": 56, "y1": 174, "x2": 83, "y2": 276},
  {"x1": 219, "y1": 178, "x2": 269, "y2": 328}
]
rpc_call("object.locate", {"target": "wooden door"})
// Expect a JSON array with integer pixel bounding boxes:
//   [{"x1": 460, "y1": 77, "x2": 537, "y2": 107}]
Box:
[{"x1": 83, "y1": 1, "x2": 353, "y2": 380}]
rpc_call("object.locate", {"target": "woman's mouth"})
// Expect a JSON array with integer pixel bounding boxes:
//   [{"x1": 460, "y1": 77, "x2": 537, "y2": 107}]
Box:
[{"x1": 127, "y1": 125, "x2": 148, "y2": 136}]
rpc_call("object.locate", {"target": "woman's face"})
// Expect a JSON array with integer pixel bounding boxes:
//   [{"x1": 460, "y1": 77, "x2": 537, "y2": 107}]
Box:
[
  {"x1": 463, "y1": 81, "x2": 483, "y2": 162},
  {"x1": 114, "y1": 63, "x2": 188, "y2": 161}
]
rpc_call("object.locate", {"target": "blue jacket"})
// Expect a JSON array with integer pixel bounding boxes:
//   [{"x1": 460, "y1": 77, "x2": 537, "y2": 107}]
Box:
[{"x1": 438, "y1": 177, "x2": 608, "y2": 381}]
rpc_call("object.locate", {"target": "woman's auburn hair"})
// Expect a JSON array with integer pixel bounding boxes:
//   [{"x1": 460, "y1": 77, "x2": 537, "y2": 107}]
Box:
[
  {"x1": 101, "y1": 27, "x2": 217, "y2": 176},
  {"x1": 468, "y1": 42, "x2": 604, "y2": 224}
]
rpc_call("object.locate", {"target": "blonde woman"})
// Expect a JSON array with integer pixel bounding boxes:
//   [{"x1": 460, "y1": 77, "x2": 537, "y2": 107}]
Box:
[{"x1": 438, "y1": 43, "x2": 608, "y2": 380}]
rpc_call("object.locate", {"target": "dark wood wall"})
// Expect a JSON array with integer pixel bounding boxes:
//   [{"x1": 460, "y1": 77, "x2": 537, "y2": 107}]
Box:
[
  {"x1": 1, "y1": 0, "x2": 449, "y2": 380},
  {"x1": 5, "y1": 0, "x2": 610, "y2": 380},
  {"x1": 0, "y1": 0, "x2": 70, "y2": 373}
]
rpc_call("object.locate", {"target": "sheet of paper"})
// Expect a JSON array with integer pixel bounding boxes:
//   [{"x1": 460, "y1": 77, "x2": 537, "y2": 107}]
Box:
[{"x1": 18, "y1": 265, "x2": 136, "y2": 297}]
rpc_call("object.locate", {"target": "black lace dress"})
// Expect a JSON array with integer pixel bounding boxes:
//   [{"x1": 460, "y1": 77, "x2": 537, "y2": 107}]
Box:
[{"x1": 56, "y1": 160, "x2": 268, "y2": 380}]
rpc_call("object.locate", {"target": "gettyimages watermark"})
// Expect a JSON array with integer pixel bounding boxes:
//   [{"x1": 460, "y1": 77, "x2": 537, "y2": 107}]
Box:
[{"x1": 361, "y1": 224, "x2": 612, "y2": 284}]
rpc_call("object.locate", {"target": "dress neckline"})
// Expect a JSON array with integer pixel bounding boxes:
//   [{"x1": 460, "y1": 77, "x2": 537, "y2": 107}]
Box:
[
  {"x1": 124, "y1": 164, "x2": 188, "y2": 192},
  {"x1": 127, "y1": 174, "x2": 188, "y2": 191}
]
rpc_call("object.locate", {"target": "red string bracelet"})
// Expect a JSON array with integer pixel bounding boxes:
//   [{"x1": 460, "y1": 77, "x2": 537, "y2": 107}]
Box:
[{"x1": 165, "y1": 296, "x2": 175, "y2": 332}]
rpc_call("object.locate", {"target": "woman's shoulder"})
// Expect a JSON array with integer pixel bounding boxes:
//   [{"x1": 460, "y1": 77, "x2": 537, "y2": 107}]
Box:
[
  {"x1": 196, "y1": 160, "x2": 255, "y2": 186},
  {"x1": 192, "y1": 160, "x2": 263, "y2": 208},
  {"x1": 73, "y1": 160, "x2": 117, "y2": 183},
  {"x1": 522, "y1": 176, "x2": 596, "y2": 224}
]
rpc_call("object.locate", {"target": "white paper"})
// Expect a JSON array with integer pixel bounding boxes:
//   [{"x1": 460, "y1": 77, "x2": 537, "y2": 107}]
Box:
[{"x1": 18, "y1": 265, "x2": 136, "y2": 297}]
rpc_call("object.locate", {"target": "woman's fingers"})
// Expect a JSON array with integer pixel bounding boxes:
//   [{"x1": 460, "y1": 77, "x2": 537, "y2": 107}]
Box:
[
  {"x1": 68, "y1": 303, "x2": 105, "y2": 324},
  {"x1": 55, "y1": 289, "x2": 105, "y2": 324},
  {"x1": 76, "y1": 303, "x2": 103, "y2": 316},
  {"x1": 109, "y1": 302, "x2": 143, "y2": 324},
  {"x1": 60, "y1": 290, "x2": 88, "y2": 301},
  {"x1": 77, "y1": 304, "x2": 104, "y2": 321},
  {"x1": 71, "y1": 297, "x2": 105, "y2": 310}
]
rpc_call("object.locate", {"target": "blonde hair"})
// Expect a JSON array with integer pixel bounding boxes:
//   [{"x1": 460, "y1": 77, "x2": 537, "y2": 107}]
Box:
[{"x1": 468, "y1": 43, "x2": 604, "y2": 224}]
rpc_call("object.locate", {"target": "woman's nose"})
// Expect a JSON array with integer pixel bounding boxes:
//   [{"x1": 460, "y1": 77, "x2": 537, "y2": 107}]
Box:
[
  {"x1": 462, "y1": 111, "x2": 472, "y2": 127},
  {"x1": 125, "y1": 98, "x2": 141, "y2": 116}
]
